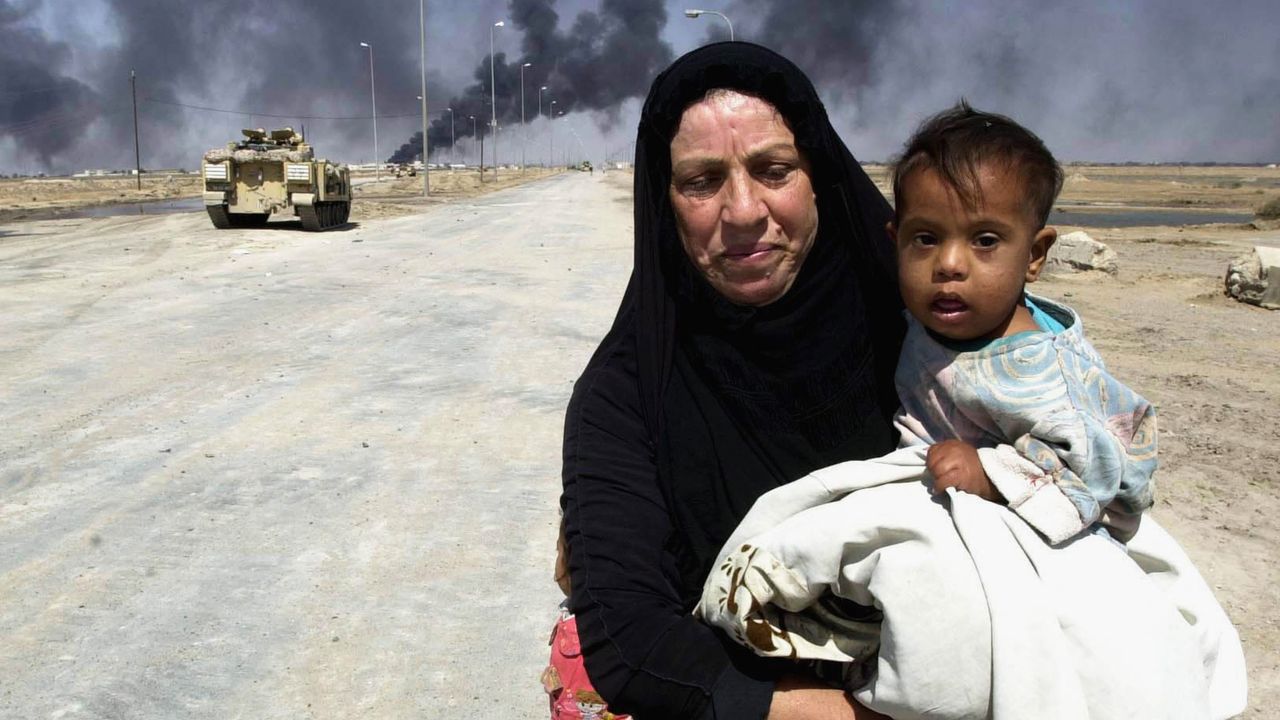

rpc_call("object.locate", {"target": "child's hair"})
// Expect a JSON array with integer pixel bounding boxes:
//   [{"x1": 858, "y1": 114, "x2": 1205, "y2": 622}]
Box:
[{"x1": 891, "y1": 100, "x2": 1064, "y2": 227}]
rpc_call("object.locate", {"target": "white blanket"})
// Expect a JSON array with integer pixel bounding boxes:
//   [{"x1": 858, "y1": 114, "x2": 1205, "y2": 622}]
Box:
[{"x1": 697, "y1": 446, "x2": 1247, "y2": 719}]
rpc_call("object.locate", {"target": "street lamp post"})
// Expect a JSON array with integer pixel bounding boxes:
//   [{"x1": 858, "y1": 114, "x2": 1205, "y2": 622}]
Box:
[
  {"x1": 418, "y1": 0, "x2": 429, "y2": 196},
  {"x1": 446, "y1": 107, "x2": 455, "y2": 168},
  {"x1": 549, "y1": 100, "x2": 557, "y2": 168},
  {"x1": 683, "y1": 9, "x2": 734, "y2": 41},
  {"x1": 490, "y1": 20, "x2": 504, "y2": 180},
  {"x1": 538, "y1": 86, "x2": 548, "y2": 166},
  {"x1": 359, "y1": 41, "x2": 379, "y2": 181},
  {"x1": 558, "y1": 110, "x2": 567, "y2": 166},
  {"x1": 520, "y1": 62, "x2": 531, "y2": 172},
  {"x1": 469, "y1": 115, "x2": 477, "y2": 168}
]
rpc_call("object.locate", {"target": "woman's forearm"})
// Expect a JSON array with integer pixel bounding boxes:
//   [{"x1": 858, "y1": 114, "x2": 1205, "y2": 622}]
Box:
[{"x1": 768, "y1": 675, "x2": 890, "y2": 720}]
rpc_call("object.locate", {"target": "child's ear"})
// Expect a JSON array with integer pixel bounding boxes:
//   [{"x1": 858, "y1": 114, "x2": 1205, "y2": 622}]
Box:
[
  {"x1": 1026, "y1": 227, "x2": 1057, "y2": 282},
  {"x1": 885, "y1": 221, "x2": 898, "y2": 246}
]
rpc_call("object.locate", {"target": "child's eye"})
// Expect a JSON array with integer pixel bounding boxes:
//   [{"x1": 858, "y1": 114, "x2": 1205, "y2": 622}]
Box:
[
  {"x1": 974, "y1": 234, "x2": 1001, "y2": 249},
  {"x1": 912, "y1": 233, "x2": 938, "y2": 247}
]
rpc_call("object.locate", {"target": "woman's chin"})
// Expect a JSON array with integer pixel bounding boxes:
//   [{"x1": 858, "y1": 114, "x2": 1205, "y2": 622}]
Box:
[{"x1": 712, "y1": 276, "x2": 793, "y2": 307}]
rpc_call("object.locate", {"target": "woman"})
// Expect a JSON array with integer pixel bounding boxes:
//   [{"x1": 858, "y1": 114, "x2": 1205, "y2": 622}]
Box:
[{"x1": 559, "y1": 42, "x2": 903, "y2": 719}]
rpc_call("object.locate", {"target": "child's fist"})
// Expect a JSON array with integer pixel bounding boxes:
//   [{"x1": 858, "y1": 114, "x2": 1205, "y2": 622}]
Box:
[{"x1": 926, "y1": 440, "x2": 1003, "y2": 503}]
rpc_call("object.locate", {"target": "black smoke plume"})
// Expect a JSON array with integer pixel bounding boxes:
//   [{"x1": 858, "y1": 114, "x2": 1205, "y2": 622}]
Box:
[
  {"x1": 699, "y1": 0, "x2": 1280, "y2": 163},
  {"x1": 391, "y1": 0, "x2": 672, "y2": 163},
  {"x1": 2, "y1": 0, "x2": 439, "y2": 172},
  {"x1": 0, "y1": 1, "x2": 100, "y2": 167},
  {"x1": 3, "y1": 0, "x2": 1278, "y2": 172}
]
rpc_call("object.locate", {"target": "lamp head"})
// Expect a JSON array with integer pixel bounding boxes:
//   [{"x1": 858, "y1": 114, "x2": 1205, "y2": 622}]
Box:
[
  {"x1": 684, "y1": 10, "x2": 701, "y2": 18},
  {"x1": 523, "y1": 62, "x2": 532, "y2": 68},
  {"x1": 359, "y1": 41, "x2": 370, "y2": 48},
  {"x1": 494, "y1": 20, "x2": 505, "y2": 27},
  {"x1": 540, "y1": 85, "x2": 548, "y2": 91}
]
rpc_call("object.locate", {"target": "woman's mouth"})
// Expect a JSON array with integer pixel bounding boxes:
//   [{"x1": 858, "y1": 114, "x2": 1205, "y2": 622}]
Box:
[{"x1": 722, "y1": 245, "x2": 777, "y2": 263}]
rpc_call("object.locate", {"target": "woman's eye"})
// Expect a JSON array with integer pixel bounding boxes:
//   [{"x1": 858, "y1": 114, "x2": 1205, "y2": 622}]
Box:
[
  {"x1": 680, "y1": 175, "x2": 719, "y2": 195},
  {"x1": 974, "y1": 234, "x2": 1000, "y2": 249},
  {"x1": 758, "y1": 164, "x2": 792, "y2": 182}
]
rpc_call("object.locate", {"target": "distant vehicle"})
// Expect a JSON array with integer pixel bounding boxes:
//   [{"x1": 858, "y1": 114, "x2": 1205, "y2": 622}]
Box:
[
  {"x1": 394, "y1": 163, "x2": 417, "y2": 178},
  {"x1": 201, "y1": 127, "x2": 351, "y2": 231}
]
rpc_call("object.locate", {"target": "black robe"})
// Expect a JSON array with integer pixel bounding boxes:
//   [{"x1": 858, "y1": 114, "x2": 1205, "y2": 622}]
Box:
[{"x1": 560, "y1": 41, "x2": 903, "y2": 719}]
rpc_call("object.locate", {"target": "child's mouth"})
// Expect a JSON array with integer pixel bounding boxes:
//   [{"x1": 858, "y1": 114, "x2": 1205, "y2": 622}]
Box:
[
  {"x1": 931, "y1": 295, "x2": 967, "y2": 312},
  {"x1": 930, "y1": 297, "x2": 969, "y2": 319}
]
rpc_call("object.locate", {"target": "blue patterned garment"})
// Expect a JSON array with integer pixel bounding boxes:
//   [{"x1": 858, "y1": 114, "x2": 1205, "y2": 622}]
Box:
[{"x1": 894, "y1": 294, "x2": 1157, "y2": 543}]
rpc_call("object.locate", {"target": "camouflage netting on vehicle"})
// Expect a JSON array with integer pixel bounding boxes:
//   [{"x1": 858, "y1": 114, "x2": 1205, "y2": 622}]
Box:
[
  {"x1": 235, "y1": 148, "x2": 314, "y2": 162},
  {"x1": 203, "y1": 147, "x2": 315, "y2": 163}
]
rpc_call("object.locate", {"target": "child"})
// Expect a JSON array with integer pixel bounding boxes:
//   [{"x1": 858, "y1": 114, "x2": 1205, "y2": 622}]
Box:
[
  {"x1": 698, "y1": 103, "x2": 1245, "y2": 719},
  {"x1": 887, "y1": 100, "x2": 1156, "y2": 544}
]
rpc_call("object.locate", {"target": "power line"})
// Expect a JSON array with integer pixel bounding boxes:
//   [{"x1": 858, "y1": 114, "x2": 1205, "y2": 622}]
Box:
[
  {"x1": 0, "y1": 105, "x2": 125, "y2": 136},
  {"x1": 0, "y1": 86, "x2": 72, "y2": 98}
]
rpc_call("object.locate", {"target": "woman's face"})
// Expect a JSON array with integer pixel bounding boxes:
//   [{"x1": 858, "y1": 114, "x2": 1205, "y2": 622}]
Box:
[{"x1": 668, "y1": 90, "x2": 818, "y2": 307}]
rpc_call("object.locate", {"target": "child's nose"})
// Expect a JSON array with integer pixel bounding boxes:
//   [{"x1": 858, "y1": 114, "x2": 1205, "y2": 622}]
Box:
[{"x1": 934, "y1": 242, "x2": 967, "y2": 280}]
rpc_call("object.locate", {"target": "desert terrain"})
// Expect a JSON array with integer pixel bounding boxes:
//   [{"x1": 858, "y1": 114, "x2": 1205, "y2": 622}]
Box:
[
  {"x1": 1, "y1": 165, "x2": 1278, "y2": 717},
  {"x1": 0, "y1": 167, "x2": 564, "y2": 224}
]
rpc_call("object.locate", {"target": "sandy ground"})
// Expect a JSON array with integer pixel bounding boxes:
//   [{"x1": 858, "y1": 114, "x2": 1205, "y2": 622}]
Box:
[
  {"x1": 1, "y1": 166, "x2": 1278, "y2": 717},
  {"x1": 0, "y1": 175, "x2": 204, "y2": 221},
  {"x1": 0, "y1": 168, "x2": 567, "y2": 223},
  {"x1": 862, "y1": 163, "x2": 1280, "y2": 213},
  {"x1": 352, "y1": 168, "x2": 567, "y2": 223}
]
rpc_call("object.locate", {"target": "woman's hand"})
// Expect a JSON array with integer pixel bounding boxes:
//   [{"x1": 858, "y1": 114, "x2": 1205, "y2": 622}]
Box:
[
  {"x1": 926, "y1": 440, "x2": 1003, "y2": 503},
  {"x1": 768, "y1": 674, "x2": 891, "y2": 720}
]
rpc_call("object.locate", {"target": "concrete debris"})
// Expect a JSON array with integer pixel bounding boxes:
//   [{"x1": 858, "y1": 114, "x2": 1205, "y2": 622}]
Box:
[
  {"x1": 1047, "y1": 230, "x2": 1118, "y2": 275},
  {"x1": 1224, "y1": 245, "x2": 1280, "y2": 310}
]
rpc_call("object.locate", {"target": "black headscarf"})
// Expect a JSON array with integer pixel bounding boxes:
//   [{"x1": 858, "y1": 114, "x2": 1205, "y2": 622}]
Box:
[{"x1": 586, "y1": 41, "x2": 904, "y2": 602}]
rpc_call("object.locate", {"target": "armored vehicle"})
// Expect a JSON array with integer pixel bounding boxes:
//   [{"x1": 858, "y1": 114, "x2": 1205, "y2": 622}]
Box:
[{"x1": 201, "y1": 128, "x2": 350, "y2": 231}]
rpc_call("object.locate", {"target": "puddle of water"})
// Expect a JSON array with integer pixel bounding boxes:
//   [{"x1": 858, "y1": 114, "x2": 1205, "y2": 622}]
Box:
[
  {"x1": 1051, "y1": 207, "x2": 1253, "y2": 228},
  {"x1": 25, "y1": 197, "x2": 204, "y2": 221}
]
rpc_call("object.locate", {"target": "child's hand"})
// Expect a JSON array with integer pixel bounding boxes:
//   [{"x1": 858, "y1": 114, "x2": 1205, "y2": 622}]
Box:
[{"x1": 926, "y1": 440, "x2": 1003, "y2": 503}]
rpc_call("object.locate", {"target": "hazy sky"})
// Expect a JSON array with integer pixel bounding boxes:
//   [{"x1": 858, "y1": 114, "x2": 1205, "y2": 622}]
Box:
[{"x1": 2, "y1": 0, "x2": 1277, "y2": 175}]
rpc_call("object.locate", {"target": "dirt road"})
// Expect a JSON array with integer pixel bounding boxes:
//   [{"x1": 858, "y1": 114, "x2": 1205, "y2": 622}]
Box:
[
  {"x1": 1, "y1": 172, "x2": 629, "y2": 718},
  {"x1": 2, "y1": 169, "x2": 1277, "y2": 717}
]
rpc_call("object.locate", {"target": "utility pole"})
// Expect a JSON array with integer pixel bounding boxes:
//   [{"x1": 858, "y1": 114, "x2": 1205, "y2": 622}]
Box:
[
  {"x1": 490, "y1": 21, "x2": 504, "y2": 181},
  {"x1": 419, "y1": 0, "x2": 430, "y2": 197},
  {"x1": 130, "y1": 69, "x2": 141, "y2": 190}
]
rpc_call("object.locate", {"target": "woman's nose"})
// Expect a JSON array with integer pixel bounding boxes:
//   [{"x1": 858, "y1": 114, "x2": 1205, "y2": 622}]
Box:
[{"x1": 721, "y1": 171, "x2": 768, "y2": 227}]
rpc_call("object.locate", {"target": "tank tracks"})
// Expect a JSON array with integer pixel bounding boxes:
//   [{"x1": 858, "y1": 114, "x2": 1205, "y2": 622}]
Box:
[
  {"x1": 298, "y1": 201, "x2": 351, "y2": 231},
  {"x1": 206, "y1": 202, "x2": 349, "y2": 231},
  {"x1": 206, "y1": 206, "x2": 268, "y2": 229}
]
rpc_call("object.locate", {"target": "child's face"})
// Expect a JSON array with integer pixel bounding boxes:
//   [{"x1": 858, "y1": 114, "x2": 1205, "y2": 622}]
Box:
[{"x1": 889, "y1": 162, "x2": 1056, "y2": 341}]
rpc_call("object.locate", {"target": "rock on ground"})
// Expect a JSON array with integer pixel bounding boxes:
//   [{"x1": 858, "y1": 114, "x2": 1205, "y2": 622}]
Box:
[
  {"x1": 1047, "y1": 230, "x2": 1119, "y2": 275},
  {"x1": 1224, "y1": 245, "x2": 1280, "y2": 309}
]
